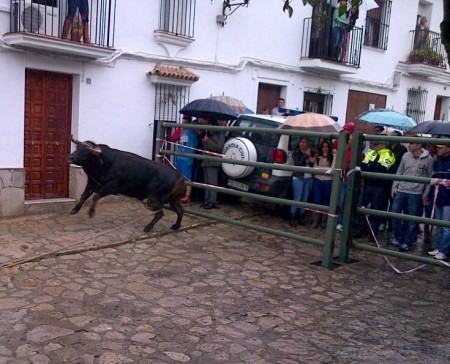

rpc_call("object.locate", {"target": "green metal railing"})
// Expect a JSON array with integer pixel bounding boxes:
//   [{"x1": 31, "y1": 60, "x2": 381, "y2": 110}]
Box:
[{"x1": 156, "y1": 121, "x2": 450, "y2": 270}]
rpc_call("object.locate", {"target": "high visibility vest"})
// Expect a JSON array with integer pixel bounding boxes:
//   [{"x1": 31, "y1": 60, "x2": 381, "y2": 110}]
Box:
[{"x1": 363, "y1": 148, "x2": 396, "y2": 171}]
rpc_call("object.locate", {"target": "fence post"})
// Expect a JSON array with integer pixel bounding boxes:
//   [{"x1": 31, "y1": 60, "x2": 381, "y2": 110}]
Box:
[
  {"x1": 322, "y1": 131, "x2": 347, "y2": 268},
  {"x1": 338, "y1": 132, "x2": 364, "y2": 263},
  {"x1": 155, "y1": 120, "x2": 164, "y2": 164}
]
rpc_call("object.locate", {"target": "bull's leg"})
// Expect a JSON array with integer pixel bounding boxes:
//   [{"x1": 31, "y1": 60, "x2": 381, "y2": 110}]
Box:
[
  {"x1": 144, "y1": 210, "x2": 164, "y2": 232},
  {"x1": 168, "y1": 176, "x2": 186, "y2": 230},
  {"x1": 169, "y1": 198, "x2": 184, "y2": 230},
  {"x1": 70, "y1": 182, "x2": 95, "y2": 214},
  {"x1": 88, "y1": 192, "x2": 102, "y2": 218}
]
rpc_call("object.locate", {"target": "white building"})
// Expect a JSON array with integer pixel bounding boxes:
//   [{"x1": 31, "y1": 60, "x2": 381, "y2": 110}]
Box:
[{"x1": 0, "y1": 0, "x2": 449, "y2": 217}]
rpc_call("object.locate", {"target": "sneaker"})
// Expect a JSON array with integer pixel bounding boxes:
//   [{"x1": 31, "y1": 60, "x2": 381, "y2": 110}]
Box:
[
  {"x1": 336, "y1": 224, "x2": 343, "y2": 232},
  {"x1": 379, "y1": 223, "x2": 386, "y2": 231},
  {"x1": 399, "y1": 244, "x2": 409, "y2": 252},
  {"x1": 387, "y1": 238, "x2": 400, "y2": 247},
  {"x1": 181, "y1": 196, "x2": 191, "y2": 203},
  {"x1": 428, "y1": 249, "x2": 440, "y2": 256},
  {"x1": 434, "y1": 252, "x2": 448, "y2": 260}
]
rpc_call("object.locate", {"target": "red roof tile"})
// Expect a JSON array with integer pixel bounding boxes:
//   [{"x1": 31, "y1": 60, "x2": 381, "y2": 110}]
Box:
[{"x1": 147, "y1": 64, "x2": 199, "y2": 81}]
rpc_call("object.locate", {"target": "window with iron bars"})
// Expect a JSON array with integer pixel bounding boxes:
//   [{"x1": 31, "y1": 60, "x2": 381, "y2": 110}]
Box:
[
  {"x1": 159, "y1": 0, "x2": 196, "y2": 38},
  {"x1": 153, "y1": 83, "x2": 190, "y2": 158},
  {"x1": 364, "y1": 0, "x2": 391, "y2": 50},
  {"x1": 406, "y1": 86, "x2": 428, "y2": 124},
  {"x1": 303, "y1": 90, "x2": 333, "y2": 116}
]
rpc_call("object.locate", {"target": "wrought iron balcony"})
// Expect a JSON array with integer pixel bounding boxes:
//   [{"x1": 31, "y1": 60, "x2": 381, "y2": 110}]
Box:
[
  {"x1": 407, "y1": 28, "x2": 447, "y2": 69},
  {"x1": 299, "y1": 17, "x2": 363, "y2": 75},
  {"x1": 4, "y1": 0, "x2": 116, "y2": 59}
]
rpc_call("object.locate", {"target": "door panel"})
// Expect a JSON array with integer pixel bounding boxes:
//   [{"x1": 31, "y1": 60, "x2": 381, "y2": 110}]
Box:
[
  {"x1": 24, "y1": 70, "x2": 72, "y2": 200},
  {"x1": 257, "y1": 83, "x2": 282, "y2": 114},
  {"x1": 346, "y1": 90, "x2": 386, "y2": 133}
]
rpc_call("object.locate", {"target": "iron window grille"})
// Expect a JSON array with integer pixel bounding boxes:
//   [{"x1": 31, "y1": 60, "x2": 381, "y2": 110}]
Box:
[
  {"x1": 159, "y1": 0, "x2": 196, "y2": 38},
  {"x1": 406, "y1": 87, "x2": 428, "y2": 124},
  {"x1": 303, "y1": 90, "x2": 333, "y2": 116},
  {"x1": 364, "y1": 0, "x2": 391, "y2": 50}
]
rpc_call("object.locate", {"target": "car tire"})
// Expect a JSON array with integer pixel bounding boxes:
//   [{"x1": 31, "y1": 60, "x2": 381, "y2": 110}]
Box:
[{"x1": 222, "y1": 137, "x2": 257, "y2": 179}]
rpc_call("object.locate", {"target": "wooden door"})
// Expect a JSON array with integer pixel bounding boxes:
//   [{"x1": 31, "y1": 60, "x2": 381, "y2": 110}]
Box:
[
  {"x1": 346, "y1": 90, "x2": 386, "y2": 133},
  {"x1": 24, "y1": 70, "x2": 72, "y2": 200},
  {"x1": 257, "y1": 83, "x2": 281, "y2": 114},
  {"x1": 434, "y1": 96, "x2": 443, "y2": 120}
]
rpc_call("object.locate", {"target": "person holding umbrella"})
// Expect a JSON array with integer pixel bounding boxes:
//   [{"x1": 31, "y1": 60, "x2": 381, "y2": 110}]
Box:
[{"x1": 198, "y1": 117, "x2": 226, "y2": 209}]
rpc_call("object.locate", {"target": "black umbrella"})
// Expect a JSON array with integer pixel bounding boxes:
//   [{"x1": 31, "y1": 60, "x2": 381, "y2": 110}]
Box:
[
  {"x1": 407, "y1": 120, "x2": 450, "y2": 136},
  {"x1": 180, "y1": 98, "x2": 238, "y2": 120}
]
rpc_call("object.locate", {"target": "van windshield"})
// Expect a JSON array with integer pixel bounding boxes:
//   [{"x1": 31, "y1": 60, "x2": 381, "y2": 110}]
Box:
[{"x1": 230, "y1": 118, "x2": 281, "y2": 148}]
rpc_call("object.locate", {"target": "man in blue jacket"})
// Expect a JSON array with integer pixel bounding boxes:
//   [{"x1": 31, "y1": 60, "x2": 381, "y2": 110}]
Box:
[{"x1": 426, "y1": 143, "x2": 450, "y2": 261}]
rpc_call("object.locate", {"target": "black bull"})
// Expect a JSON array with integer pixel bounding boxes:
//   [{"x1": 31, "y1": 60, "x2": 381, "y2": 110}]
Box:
[{"x1": 69, "y1": 138, "x2": 185, "y2": 232}]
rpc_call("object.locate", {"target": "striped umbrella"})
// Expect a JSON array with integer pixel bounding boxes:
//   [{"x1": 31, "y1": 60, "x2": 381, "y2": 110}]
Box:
[
  {"x1": 210, "y1": 95, "x2": 253, "y2": 114},
  {"x1": 280, "y1": 112, "x2": 342, "y2": 133}
]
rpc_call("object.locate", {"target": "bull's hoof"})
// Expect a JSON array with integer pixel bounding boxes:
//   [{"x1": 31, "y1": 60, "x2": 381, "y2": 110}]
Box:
[
  {"x1": 171, "y1": 224, "x2": 181, "y2": 230},
  {"x1": 88, "y1": 209, "x2": 95, "y2": 218},
  {"x1": 70, "y1": 209, "x2": 79, "y2": 215},
  {"x1": 143, "y1": 225, "x2": 153, "y2": 232}
]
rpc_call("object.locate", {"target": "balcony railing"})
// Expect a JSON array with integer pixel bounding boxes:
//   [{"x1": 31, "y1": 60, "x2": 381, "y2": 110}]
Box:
[
  {"x1": 9, "y1": 0, "x2": 116, "y2": 48},
  {"x1": 407, "y1": 28, "x2": 447, "y2": 69},
  {"x1": 300, "y1": 17, "x2": 363, "y2": 68}
]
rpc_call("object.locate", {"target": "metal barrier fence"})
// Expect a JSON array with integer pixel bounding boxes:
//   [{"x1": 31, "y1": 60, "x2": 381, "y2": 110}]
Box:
[{"x1": 156, "y1": 121, "x2": 450, "y2": 270}]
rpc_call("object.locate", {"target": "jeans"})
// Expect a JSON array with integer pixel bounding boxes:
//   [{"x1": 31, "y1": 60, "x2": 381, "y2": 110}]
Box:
[
  {"x1": 434, "y1": 205, "x2": 450, "y2": 256},
  {"x1": 337, "y1": 180, "x2": 348, "y2": 225},
  {"x1": 291, "y1": 177, "x2": 312, "y2": 215},
  {"x1": 67, "y1": 0, "x2": 89, "y2": 20},
  {"x1": 331, "y1": 26, "x2": 345, "y2": 60},
  {"x1": 391, "y1": 192, "x2": 423, "y2": 247},
  {"x1": 312, "y1": 178, "x2": 332, "y2": 206}
]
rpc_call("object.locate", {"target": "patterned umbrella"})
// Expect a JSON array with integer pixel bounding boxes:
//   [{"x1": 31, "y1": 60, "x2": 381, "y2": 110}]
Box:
[
  {"x1": 406, "y1": 120, "x2": 450, "y2": 136},
  {"x1": 210, "y1": 95, "x2": 253, "y2": 114},
  {"x1": 180, "y1": 98, "x2": 238, "y2": 120},
  {"x1": 280, "y1": 112, "x2": 342, "y2": 133}
]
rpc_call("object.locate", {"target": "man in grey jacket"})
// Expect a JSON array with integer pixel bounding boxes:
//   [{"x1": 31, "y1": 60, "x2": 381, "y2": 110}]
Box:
[{"x1": 388, "y1": 141, "x2": 434, "y2": 252}]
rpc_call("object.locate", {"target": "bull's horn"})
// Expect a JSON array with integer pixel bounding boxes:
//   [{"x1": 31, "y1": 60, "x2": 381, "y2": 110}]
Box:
[{"x1": 71, "y1": 136, "x2": 98, "y2": 151}]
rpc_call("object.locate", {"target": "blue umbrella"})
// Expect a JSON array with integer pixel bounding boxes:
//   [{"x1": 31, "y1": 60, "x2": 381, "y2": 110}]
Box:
[
  {"x1": 356, "y1": 109, "x2": 417, "y2": 130},
  {"x1": 180, "y1": 98, "x2": 238, "y2": 120}
]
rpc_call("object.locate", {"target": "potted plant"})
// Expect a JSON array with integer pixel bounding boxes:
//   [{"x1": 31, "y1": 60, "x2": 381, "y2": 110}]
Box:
[{"x1": 409, "y1": 49, "x2": 427, "y2": 63}]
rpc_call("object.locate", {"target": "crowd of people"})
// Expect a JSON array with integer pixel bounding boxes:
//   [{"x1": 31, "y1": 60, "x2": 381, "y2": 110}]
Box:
[{"x1": 169, "y1": 114, "x2": 449, "y2": 261}]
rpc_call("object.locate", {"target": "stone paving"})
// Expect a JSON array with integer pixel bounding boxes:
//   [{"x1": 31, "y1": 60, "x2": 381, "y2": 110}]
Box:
[{"x1": 0, "y1": 198, "x2": 449, "y2": 363}]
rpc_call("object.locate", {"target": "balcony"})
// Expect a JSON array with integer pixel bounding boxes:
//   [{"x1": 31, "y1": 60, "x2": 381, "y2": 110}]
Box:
[
  {"x1": 299, "y1": 17, "x2": 363, "y2": 76},
  {"x1": 3, "y1": 0, "x2": 116, "y2": 60},
  {"x1": 398, "y1": 28, "x2": 449, "y2": 78}
]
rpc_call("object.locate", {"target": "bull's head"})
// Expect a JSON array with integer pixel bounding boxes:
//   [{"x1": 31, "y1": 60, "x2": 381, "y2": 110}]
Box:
[{"x1": 69, "y1": 136, "x2": 103, "y2": 166}]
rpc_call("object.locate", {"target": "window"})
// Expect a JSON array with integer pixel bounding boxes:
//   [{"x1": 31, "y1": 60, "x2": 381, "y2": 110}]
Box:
[
  {"x1": 159, "y1": 0, "x2": 196, "y2": 38},
  {"x1": 406, "y1": 87, "x2": 428, "y2": 124},
  {"x1": 154, "y1": 83, "x2": 190, "y2": 123},
  {"x1": 303, "y1": 90, "x2": 333, "y2": 116},
  {"x1": 364, "y1": 0, "x2": 392, "y2": 50}
]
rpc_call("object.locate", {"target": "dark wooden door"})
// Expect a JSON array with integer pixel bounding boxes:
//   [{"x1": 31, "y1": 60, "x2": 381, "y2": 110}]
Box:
[
  {"x1": 24, "y1": 69, "x2": 72, "y2": 200},
  {"x1": 257, "y1": 83, "x2": 281, "y2": 114},
  {"x1": 434, "y1": 96, "x2": 443, "y2": 120},
  {"x1": 346, "y1": 90, "x2": 386, "y2": 133}
]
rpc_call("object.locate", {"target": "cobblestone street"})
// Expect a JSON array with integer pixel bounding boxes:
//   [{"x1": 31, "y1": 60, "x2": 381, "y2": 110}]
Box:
[{"x1": 0, "y1": 198, "x2": 448, "y2": 363}]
